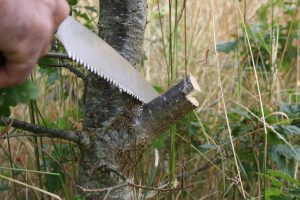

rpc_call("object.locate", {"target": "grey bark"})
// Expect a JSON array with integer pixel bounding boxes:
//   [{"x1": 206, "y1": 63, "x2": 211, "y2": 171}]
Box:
[
  {"x1": 78, "y1": 1, "x2": 149, "y2": 199},
  {"x1": 78, "y1": 77, "x2": 199, "y2": 199},
  {"x1": 76, "y1": 1, "x2": 201, "y2": 199}
]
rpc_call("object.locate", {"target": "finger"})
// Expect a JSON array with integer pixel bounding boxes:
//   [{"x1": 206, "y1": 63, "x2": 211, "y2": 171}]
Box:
[
  {"x1": 53, "y1": 0, "x2": 70, "y2": 28},
  {"x1": 41, "y1": 40, "x2": 51, "y2": 56},
  {"x1": 39, "y1": 0, "x2": 69, "y2": 57},
  {"x1": 0, "y1": 61, "x2": 35, "y2": 88},
  {"x1": 40, "y1": 30, "x2": 53, "y2": 56}
]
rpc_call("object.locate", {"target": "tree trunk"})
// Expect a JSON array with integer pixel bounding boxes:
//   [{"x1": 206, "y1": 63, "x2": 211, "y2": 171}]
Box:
[
  {"x1": 76, "y1": 0, "x2": 200, "y2": 199},
  {"x1": 78, "y1": 1, "x2": 148, "y2": 199}
]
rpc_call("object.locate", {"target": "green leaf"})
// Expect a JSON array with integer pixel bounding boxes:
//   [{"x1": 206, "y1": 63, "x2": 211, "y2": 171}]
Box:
[
  {"x1": 152, "y1": 132, "x2": 167, "y2": 149},
  {"x1": 256, "y1": 4, "x2": 268, "y2": 22},
  {"x1": 0, "y1": 184, "x2": 9, "y2": 191},
  {"x1": 268, "y1": 169, "x2": 300, "y2": 187},
  {"x1": 45, "y1": 163, "x2": 66, "y2": 193},
  {"x1": 229, "y1": 108, "x2": 251, "y2": 119},
  {"x1": 153, "y1": 85, "x2": 164, "y2": 94},
  {"x1": 281, "y1": 125, "x2": 300, "y2": 136},
  {"x1": 264, "y1": 174, "x2": 283, "y2": 188},
  {"x1": 280, "y1": 102, "x2": 300, "y2": 116},
  {"x1": 198, "y1": 143, "x2": 214, "y2": 152},
  {"x1": 68, "y1": 0, "x2": 78, "y2": 6},
  {"x1": 233, "y1": 124, "x2": 256, "y2": 137},
  {"x1": 0, "y1": 81, "x2": 38, "y2": 117},
  {"x1": 84, "y1": 6, "x2": 97, "y2": 13},
  {"x1": 216, "y1": 40, "x2": 238, "y2": 53},
  {"x1": 38, "y1": 58, "x2": 60, "y2": 85},
  {"x1": 265, "y1": 188, "x2": 286, "y2": 200},
  {"x1": 271, "y1": 144, "x2": 300, "y2": 176}
]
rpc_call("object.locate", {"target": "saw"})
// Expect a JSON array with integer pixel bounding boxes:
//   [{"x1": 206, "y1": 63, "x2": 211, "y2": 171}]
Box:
[
  {"x1": 55, "y1": 16, "x2": 158, "y2": 103},
  {"x1": 0, "y1": 16, "x2": 158, "y2": 103}
]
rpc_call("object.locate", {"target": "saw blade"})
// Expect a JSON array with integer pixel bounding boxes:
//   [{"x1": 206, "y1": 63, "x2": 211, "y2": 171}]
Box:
[{"x1": 55, "y1": 16, "x2": 158, "y2": 103}]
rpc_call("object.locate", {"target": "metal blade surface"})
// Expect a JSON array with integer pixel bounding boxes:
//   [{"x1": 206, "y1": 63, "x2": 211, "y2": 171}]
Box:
[{"x1": 55, "y1": 16, "x2": 158, "y2": 103}]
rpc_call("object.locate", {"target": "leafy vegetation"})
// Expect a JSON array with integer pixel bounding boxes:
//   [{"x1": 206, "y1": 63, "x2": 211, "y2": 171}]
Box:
[{"x1": 0, "y1": 81, "x2": 38, "y2": 117}]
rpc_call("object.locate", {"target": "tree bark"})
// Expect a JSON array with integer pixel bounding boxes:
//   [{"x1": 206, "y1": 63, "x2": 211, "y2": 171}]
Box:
[
  {"x1": 78, "y1": 1, "x2": 148, "y2": 199},
  {"x1": 75, "y1": 0, "x2": 201, "y2": 199}
]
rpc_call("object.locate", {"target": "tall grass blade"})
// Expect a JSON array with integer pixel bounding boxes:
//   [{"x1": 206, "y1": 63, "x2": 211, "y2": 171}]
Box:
[{"x1": 212, "y1": 0, "x2": 246, "y2": 198}]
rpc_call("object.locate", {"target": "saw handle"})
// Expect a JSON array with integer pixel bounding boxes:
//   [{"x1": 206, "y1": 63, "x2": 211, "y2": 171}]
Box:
[{"x1": 0, "y1": 52, "x2": 5, "y2": 66}]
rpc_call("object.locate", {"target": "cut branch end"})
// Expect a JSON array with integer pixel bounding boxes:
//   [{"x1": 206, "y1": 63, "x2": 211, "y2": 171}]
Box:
[{"x1": 185, "y1": 75, "x2": 201, "y2": 107}]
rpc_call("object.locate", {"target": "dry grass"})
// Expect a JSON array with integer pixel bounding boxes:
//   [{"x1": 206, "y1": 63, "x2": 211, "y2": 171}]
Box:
[{"x1": 144, "y1": 0, "x2": 298, "y2": 199}]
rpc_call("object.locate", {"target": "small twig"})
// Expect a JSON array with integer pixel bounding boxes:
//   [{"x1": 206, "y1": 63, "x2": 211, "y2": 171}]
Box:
[
  {"x1": 176, "y1": 0, "x2": 187, "y2": 24},
  {"x1": 39, "y1": 63, "x2": 86, "y2": 81},
  {"x1": 176, "y1": 157, "x2": 222, "y2": 180},
  {"x1": 0, "y1": 133, "x2": 49, "y2": 140},
  {"x1": 75, "y1": 181, "x2": 193, "y2": 195},
  {"x1": 62, "y1": 63, "x2": 86, "y2": 80},
  {"x1": 128, "y1": 182, "x2": 194, "y2": 192},
  {"x1": 43, "y1": 51, "x2": 86, "y2": 80},
  {"x1": 103, "y1": 189, "x2": 111, "y2": 200},
  {"x1": 0, "y1": 117, "x2": 89, "y2": 145},
  {"x1": 46, "y1": 52, "x2": 70, "y2": 60},
  {"x1": 88, "y1": 164, "x2": 126, "y2": 181},
  {"x1": 178, "y1": 161, "x2": 185, "y2": 189},
  {"x1": 197, "y1": 99, "x2": 220, "y2": 112},
  {"x1": 76, "y1": 183, "x2": 128, "y2": 193}
]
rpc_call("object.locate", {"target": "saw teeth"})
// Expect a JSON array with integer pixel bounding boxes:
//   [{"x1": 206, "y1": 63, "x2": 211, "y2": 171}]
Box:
[
  {"x1": 67, "y1": 51, "x2": 72, "y2": 59},
  {"x1": 74, "y1": 56, "x2": 79, "y2": 62},
  {"x1": 97, "y1": 69, "x2": 101, "y2": 75},
  {"x1": 82, "y1": 61, "x2": 88, "y2": 68},
  {"x1": 66, "y1": 50, "x2": 144, "y2": 102},
  {"x1": 95, "y1": 68, "x2": 99, "y2": 75},
  {"x1": 83, "y1": 62, "x2": 87, "y2": 68},
  {"x1": 112, "y1": 80, "x2": 117, "y2": 87},
  {"x1": 111, "y1": 79, "x2": 115, "y2": 86},
  {"x1": 99, "y1": 70, "x2": 103, "y2": 77},
  {"x1": 72, "y1": 54, "x2": 77, "y2": 61}
]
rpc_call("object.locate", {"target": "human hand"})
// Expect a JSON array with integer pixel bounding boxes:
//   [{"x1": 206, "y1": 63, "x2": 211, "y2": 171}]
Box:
[{"x1": 0, "y1": 0, "x2": 69, "y2": 88}]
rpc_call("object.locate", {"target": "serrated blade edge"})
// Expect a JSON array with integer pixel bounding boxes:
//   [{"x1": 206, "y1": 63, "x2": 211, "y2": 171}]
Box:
[{"x1": 55, "y1": 16, "x2": 158, "y2": 103}]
